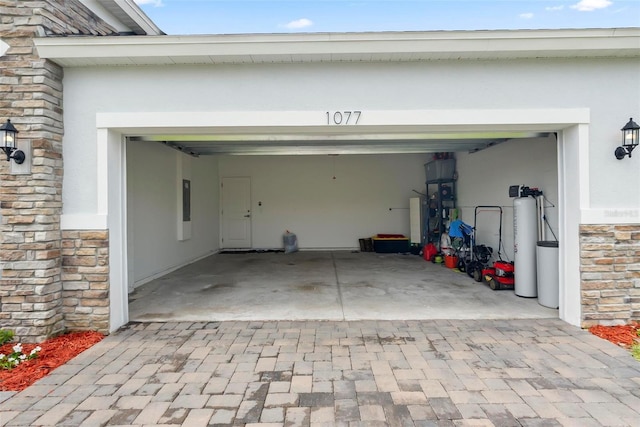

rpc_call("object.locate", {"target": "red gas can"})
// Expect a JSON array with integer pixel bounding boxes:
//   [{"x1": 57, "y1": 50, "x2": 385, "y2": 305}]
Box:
[{"x1": 423, "y1": 243, "x2": 437, "y2": 262}]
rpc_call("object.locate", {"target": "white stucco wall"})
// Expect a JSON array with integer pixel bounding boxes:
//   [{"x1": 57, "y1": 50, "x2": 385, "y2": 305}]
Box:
[
  {"x1": 456, "y1": 135, "x2": 559, "y2": 261},
  {"x1": 218, "y1": 154, "x2": 427, "y2": 249},
  {"x1": 126, "y1": 140, "x2": 219, "y2": 288},
  {"x1": 61, "y1": 57, "x2": 639, "y2": 220},
  {"x1": 53, "y1": 44, "x2": 634, "y2": 330}
]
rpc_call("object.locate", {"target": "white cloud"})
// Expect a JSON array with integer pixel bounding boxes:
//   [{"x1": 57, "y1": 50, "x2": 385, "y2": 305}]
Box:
[
  {"x1": 545, "y1": 5, "x2": 564, "y2": 11},
  {"x1": 570, "y1": 0, "x2": 612, "y2": 12},
  {"x1": 134, "y1": 0, "x2": 164, "y2": 6},
  {"x1": 283, "y1": 18, "x2": 313, "y2": 30},
  {"x1": 519, "y1": 13, "x2": 534, "y2": 19}
]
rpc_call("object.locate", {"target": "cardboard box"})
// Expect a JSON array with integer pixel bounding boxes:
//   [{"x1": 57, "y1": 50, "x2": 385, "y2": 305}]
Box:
[{"x1": 425, "y1": 159, "x2": 456, "y2": 182}]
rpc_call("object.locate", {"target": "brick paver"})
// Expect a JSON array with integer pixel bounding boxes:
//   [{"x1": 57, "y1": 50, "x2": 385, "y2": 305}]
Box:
[{"x1": 1, "y1": 319, "x2": 639, "y2": 426}]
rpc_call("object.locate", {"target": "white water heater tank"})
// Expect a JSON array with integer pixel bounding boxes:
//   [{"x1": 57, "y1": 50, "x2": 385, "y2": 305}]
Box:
[{"x1": 514, "y1": 197, "x2": 537, "y2": 297}]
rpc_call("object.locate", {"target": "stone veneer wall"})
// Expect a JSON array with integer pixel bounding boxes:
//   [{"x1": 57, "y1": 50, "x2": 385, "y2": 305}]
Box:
[
  {"x1": 580, "y1": 224, "x2": 640, "y2": 327},
  {"x1": 61, "y1": 231, "x2": 109, "y2": 332},
  {"x1": 0, "y1": 0, "x2": 117, "y2": 342}
]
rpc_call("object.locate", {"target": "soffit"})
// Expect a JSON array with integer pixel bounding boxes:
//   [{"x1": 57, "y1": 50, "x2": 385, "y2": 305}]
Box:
[{"x1": 34, "y1": 28, "x2": 640, "y2": 67}]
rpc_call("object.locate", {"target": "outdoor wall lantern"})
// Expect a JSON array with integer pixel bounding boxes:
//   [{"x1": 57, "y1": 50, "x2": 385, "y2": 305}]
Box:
[
  {"x1": 0, "y1": 119, "x2": 25, "y2": 164},
  {"x1": 615, "y1": 117, "x2": 640, "y2": 160}
]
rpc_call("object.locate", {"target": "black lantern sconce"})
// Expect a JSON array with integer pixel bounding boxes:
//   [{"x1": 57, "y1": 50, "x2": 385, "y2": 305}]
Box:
[
  {"x1": 0, "y1": 119, "x2": 25, "y2": 164},
  {"x1": 615, "y1": 117, "x2": 640, "y2": 160}
]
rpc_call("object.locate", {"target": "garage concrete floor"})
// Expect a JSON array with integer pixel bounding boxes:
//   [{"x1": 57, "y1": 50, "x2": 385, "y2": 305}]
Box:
[{"x1": 128, "y1": 251, "x2": 558, "y2": 322}]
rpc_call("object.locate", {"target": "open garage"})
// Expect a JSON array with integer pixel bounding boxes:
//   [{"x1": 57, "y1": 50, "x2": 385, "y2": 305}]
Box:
[{"x1": 123, "y1": 123, "x2": 559, "y2": 322}]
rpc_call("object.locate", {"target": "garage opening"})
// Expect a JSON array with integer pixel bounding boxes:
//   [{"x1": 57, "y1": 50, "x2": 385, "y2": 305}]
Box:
[{"x1": 123, "y1": 128, "x2": 560, "y2": 323}]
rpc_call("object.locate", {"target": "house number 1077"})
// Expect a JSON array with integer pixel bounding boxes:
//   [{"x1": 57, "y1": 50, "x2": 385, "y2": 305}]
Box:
[{"x1": 326, "y1": 111, "x2": 361, "y2": 125}]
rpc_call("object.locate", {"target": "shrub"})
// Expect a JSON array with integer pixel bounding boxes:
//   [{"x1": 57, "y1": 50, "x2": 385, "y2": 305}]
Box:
[{"x1": 0, "y1": 330, "x2": 14, "y2": 346}]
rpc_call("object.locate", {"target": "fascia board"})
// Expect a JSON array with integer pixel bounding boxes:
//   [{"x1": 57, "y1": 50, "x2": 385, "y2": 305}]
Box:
[{"x1": 34, "y1": 28, "x2": 640, "y2": 66}]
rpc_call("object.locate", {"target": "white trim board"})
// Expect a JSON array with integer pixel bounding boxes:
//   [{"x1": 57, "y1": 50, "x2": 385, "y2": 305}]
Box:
[
  {"x1": 61, "y1": 214, "x2": 108, "y2": 230},
  {"x1": 96, "y1": 109, "x2": 590, "y2": 133},
  {"x1": 581, "y1": 209, "x2": 640, "y2": 224}
]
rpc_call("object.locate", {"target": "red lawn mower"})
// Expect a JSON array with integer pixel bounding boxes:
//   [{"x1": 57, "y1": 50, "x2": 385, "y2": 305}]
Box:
[
  {"x1": 467, "y1": 206, "x2": 515, "y2": 291},
  {"x1": 482, "y1": 259, "x2": 515, "y2": 290}
]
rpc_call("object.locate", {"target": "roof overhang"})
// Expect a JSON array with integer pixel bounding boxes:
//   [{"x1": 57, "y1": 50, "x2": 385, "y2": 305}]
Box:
[
  {"x1": 83, "y1": 0, "x2": 163, "y2": 35},
  {"x1": 35, "y1": 27, "x2": 640, "y2": 67}
]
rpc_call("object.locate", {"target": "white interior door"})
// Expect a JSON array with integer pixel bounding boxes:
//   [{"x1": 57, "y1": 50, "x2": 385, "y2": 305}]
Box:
[{"x1": 221, "y1": 177, "x2": 252, "y2": 249}]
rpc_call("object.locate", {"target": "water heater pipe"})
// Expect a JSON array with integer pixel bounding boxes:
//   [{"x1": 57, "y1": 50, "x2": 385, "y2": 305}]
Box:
[{"x1": 537, "y1": 194, "x2": 545, "y2": 242}]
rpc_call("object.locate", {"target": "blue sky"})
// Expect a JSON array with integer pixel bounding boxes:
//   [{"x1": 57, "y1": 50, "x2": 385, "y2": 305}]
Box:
[{"x1": 133, "y1": 0, "x2": 640, "y2": 35}]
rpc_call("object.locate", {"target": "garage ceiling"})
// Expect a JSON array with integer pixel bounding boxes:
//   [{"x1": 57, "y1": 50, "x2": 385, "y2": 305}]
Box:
[{"x1": 128, "y1": 131, "x2": 548, "y2": 156}]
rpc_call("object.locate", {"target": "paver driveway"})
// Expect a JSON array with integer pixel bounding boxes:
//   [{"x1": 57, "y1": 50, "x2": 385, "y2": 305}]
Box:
[{"x1": 1, "y1": 319, "x2": 639, "y2": 426}]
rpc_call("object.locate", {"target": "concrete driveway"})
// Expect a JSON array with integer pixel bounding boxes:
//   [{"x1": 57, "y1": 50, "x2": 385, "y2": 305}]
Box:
[
  {"x1": 1, "y1": 319, "x2": 639, "y2": 426},
  {"x1": 129, "y1": 252, "x2": 557, "y2": 322}
]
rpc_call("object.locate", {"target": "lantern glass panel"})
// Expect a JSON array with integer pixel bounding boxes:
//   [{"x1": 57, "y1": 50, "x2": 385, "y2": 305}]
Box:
[
  {"x1": 621, "y1": 118, "x2": 640, "y2": 149},
  {"x1": 4, "y1": 132, "x2": 15, "y2": 149},
  {"x1": 0, "y1": 120, "x2": 18, "y2": 150}
]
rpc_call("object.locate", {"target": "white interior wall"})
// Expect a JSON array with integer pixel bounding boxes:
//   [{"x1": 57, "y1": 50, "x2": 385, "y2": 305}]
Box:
[
  {"x1": 126, "y1": 140, "x2": 220, "y2": 288},
  {"x1": 218, "y1": 154, "x2": 428, "y2": 249},
  {"x1": 456, "y1": 135, "x2": 559, "y2": 261}
]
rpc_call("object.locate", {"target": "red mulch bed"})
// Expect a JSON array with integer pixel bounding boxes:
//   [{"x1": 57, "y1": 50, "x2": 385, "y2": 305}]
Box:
[
  {"x1": 589, "y1": 322, "x2": 639, "y2": 348},
  {"x1": 0, "y1": 331, "x2": 104, "y2": 392}
]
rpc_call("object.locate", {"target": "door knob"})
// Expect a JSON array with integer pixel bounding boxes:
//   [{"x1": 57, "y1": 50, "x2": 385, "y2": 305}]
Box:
[{"x1": 244, "y1": 214, "x2": 251, "y2": 218}]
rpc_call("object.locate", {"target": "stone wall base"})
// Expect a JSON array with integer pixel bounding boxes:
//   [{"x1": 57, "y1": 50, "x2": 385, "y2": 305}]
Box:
[
  {"x1": 61, "y1": 230, "x2": 109, "y2": 333},
  {"x1": 580, "y1": 224, "x2": 640, "y2": 328}
]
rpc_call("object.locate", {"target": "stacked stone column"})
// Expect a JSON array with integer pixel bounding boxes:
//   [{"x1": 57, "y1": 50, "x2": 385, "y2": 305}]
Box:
[
  {"x1": 1, "y1": 3, "x2": 64, "y2": 342},
  {"x1": 580, "y1": 224, "x2": 640, "y2": 327},
  {"x1": 0, "y1": 1, "x2": 116, "y2": 342}
]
